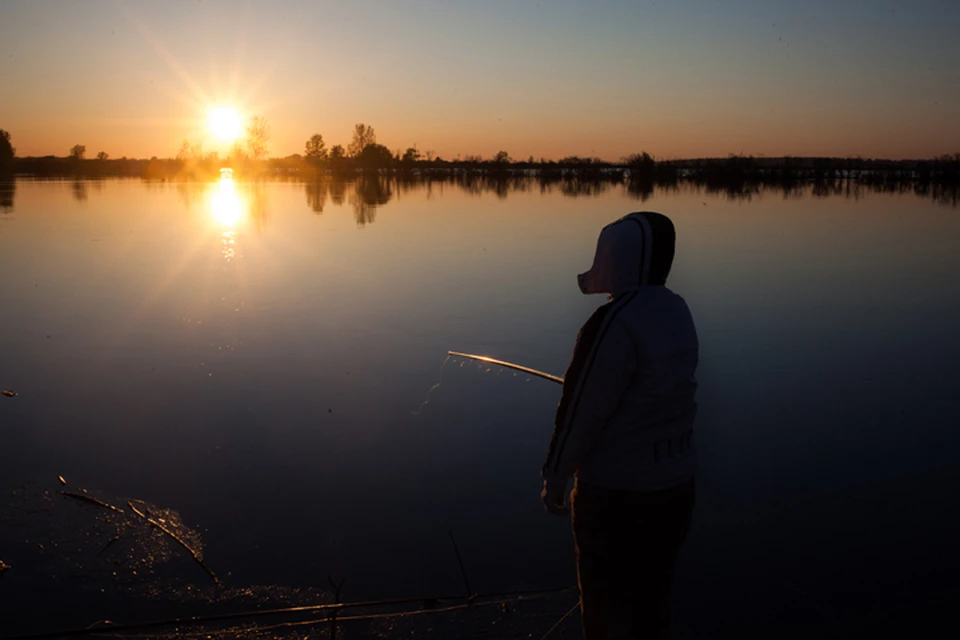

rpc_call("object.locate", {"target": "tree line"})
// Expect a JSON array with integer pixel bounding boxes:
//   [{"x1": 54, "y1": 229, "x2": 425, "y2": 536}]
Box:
[{"x1": 2, "y1": 122, "x2": 958, "y2": 187}]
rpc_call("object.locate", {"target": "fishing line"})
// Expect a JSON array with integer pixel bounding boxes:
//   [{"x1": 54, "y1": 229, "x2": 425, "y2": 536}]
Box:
[
  {"x1": 412, "y1": 351, "x2": 563, "y2": 417},
  {"x1": 410, "y1": 354, "x2": 452, "y2": 416}
]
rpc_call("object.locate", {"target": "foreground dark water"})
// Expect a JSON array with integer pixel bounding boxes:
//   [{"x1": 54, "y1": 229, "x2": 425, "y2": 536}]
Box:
[{"x1": 1, "y1": 177, "x2": 958, "y2": 636}]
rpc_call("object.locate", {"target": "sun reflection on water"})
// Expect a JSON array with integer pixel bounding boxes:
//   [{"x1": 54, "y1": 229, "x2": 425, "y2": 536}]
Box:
[
  {"x1": 208, "y1": 175, "x2": 245, "y2": 228},
  {"x1": 221, "y1": 229, "x2": 236, "y2": 261}
]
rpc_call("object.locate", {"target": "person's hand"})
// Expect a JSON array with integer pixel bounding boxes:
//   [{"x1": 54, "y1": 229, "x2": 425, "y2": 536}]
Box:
[{"x1": 541, "y1": 480, "x2": 569, "y2": 516}]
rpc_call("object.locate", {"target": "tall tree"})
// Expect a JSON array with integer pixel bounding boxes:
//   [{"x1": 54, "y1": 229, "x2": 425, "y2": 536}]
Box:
[
  {"x1": 245, "y1": 116, "x2": 270, "y2": 161},
  {"x1": 347, "y1": 123, "x2": 376, "y2": 157},
  {"x1": 356, "y1": 143, "x2": 393, "y2": 171},
  {"x1": 69, "y1": 144, "x2": 86, "y2": 160},
  {"x1": 328, "y1": 144, "x2": 348, "y2": 175},
  {"x1": 304, "y1": 134, "x2": 328, "y2": 166},
  {"x1": 0, "y1": 129, "x2": 14, "y2": 171}
]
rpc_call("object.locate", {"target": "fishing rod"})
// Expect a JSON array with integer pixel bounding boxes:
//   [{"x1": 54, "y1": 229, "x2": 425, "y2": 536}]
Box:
[{"x1": 447, "y1": 351, "x2": 564, "y2": 385}]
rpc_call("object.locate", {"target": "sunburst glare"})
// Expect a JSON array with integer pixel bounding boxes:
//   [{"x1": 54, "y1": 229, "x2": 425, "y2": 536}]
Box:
[{"x1": 207, "y1": 106, "x2": 243, "y2": 143}]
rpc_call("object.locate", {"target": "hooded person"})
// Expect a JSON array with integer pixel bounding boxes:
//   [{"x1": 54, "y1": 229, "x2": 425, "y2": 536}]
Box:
[{"x1": 542, "y1": 211, "x2": 698, "y2": 639}]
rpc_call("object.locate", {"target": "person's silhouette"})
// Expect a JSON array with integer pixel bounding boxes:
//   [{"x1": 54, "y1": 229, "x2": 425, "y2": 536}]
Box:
[{"x1": 542, "y1": 212, "x2": 698, "y2": 639}]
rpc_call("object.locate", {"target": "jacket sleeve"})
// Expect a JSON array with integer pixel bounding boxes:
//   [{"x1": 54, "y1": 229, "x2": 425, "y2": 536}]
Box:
[{"x1": 542, "y1": 299, "x2": 637, "y2": 490}]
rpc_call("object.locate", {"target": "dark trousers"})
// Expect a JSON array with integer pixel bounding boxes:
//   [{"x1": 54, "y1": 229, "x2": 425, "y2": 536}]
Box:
[{"x1": 571, "y1": 479, "x2": 695, "y2": 640}]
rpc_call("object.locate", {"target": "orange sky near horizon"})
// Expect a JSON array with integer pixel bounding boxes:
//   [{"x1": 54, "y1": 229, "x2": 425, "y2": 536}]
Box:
[{"x1": 1, "y1": 1, "x2": 958, "y2": 161}]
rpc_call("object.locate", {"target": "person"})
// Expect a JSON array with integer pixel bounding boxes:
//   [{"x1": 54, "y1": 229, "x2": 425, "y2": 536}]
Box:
[{"x1": 542, "y1": 211, "x2": 698, "y2": 639}]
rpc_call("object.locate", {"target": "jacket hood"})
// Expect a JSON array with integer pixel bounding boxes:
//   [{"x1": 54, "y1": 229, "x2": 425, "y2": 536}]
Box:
[{"x1": 577, "y1": 211, "x2": 676, "y2": 295}]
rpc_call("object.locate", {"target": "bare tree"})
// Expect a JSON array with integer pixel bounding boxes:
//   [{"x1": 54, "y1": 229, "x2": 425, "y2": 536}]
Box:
[
  {"x1": 623, "y1": 152, "x2": 656, "y2": 179},
  {"x1": 401, "y1": 146, "x2": 421, "y2": 164},
  {"x1": 69, "y1": 144, "x2": 86, "y2": 160},
  {"x1": 230, "y1": 140, "x2": 247, "y2": 162},
  {"x1": 177, "y1": 139, "x2": 192, "y2": 161},
  {"x1": 245, "y1": 116, "x2": 270, "y2": 161},
  {"x1": 96, "y1": 151, "x2": 109, "y2": 161},
  {"x1": 622, "y1": 152, "x2": 655, "y2": 166},
  {"x1": 347, "y1": 123, "x2": 376, "y2": 157}
]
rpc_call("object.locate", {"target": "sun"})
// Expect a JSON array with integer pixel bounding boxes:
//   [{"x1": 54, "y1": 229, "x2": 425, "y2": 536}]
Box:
[{"x1": 207, "y1": 106, "x2": 243, "y2": 143}]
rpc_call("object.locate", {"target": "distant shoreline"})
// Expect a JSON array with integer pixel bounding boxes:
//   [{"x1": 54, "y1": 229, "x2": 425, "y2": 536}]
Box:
[
  {"x1": 4, "y1": 154, "x2": 959, "y2": 184},
  {"x1": 2, "y1": 166, "x2": 958, "y2": 213}
]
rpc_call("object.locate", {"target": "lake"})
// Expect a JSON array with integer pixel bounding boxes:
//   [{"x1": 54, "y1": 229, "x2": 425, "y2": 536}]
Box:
[{"x1": 1, "y1": 176, "x2": 958, "y2": 637}]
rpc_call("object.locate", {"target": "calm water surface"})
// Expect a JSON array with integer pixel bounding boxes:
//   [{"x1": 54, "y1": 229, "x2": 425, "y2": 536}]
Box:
[{"x1": 1, "y1": 177, "x2": 958, "y2": 635}]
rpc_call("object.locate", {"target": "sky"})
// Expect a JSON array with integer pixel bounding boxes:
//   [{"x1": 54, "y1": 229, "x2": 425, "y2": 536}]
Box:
[{"x1": 1, "y1": 0, "x2": 958, "y2": 160}]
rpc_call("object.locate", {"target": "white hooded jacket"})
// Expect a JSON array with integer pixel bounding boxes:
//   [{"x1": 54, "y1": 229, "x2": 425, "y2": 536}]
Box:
[{"x1": 543, "y1": 212, "x2": 699, "y2": 493}]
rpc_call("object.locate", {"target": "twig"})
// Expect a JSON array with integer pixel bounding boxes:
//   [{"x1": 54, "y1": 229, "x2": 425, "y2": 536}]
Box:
[
  {"x1": 0, "y1": 559, "x2": 9, "y2": 612},
  {"x1": 126, "y1": 501, "x2": 219, "y2": 586},
  {"x1": 448, "y1": 529, "x2": 473, "y2": 598},
  {"x1": 540, "y1": 601, "x2": 580, "y2": 640},
  {"x1": 59, "y1": 491, "x2": 124, "y2": 514},
  {"x1": 327, "y1": 576, "x2": 345, "y2": 640},
  {"x1": 104, "y1": 592, "x2": 568, "y2": 640},
  {"x1": 0, "y1": 587, "x2": 576, "y2": 639},
  {"x1": 96, "y1": 534, "x2": 122, "y2": 558},
  {"x1": 779, "y1": 581, "x2": 832, "y2": 620}
]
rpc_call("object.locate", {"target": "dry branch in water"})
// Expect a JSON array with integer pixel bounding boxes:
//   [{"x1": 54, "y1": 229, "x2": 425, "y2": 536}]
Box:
[
  {"x1": 127, "y1": 500, "x2": 220, "y2": 586},
  {"x1": 59, "y1": 490, "x2": 124, "y2": 514}
]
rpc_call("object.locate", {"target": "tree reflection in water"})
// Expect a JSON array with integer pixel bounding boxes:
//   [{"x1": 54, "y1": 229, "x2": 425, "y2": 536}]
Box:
[
  {"x1": 31, "y1": 170, "x2": 960, "y2": 237},
  {"x1": 0, "y1": 179, "x2": 13, "y2": 212},
  {"x1": 350, "y1": 175, "x2": 392, "y2": 227},
  {"x1": 293, "y1": 174, "x2": 956, "y2": 230},
  {"x1": 70, "y1": 179, "x2": 88, "y2": 203},
  {"x1": 305, "y1": 180, "x2": 328, "y2": 214}
]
